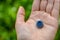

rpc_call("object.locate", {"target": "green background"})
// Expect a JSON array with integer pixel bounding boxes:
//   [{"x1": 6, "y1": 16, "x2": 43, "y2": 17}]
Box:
[{"x1": 0, "y1": 0, "x2": 60, "y2": 40}]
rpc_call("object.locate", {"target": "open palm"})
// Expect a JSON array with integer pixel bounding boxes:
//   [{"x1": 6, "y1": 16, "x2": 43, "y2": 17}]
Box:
[{"x1": 15, "y1": 0, "x2": 59, "y2": 40}]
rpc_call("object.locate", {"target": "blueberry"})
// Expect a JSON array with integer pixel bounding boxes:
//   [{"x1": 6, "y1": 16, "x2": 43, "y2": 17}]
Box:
[{"x1": 36, "y1": 20, "x2": 44, "y2": 29}]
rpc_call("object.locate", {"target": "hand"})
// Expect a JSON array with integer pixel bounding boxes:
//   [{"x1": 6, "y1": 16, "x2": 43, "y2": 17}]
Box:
[{"x1": 15, "y1": 0, "x2": 59, "y2": 40}]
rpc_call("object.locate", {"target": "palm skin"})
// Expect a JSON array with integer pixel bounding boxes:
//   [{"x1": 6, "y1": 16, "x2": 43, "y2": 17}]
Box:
[{"x1": 15, "y1": 0, "x2": 59, "y2": 40}]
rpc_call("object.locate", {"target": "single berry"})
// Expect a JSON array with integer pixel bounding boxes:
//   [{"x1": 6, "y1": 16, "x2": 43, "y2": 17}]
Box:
[{"x1": 36, "y1": 20, "x2": 44, "y2": 29}]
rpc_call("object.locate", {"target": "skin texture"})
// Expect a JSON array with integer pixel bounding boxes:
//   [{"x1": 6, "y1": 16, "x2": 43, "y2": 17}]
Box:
[{"x1": 15, "y1": 0, "x2": 60, "y2": 40}]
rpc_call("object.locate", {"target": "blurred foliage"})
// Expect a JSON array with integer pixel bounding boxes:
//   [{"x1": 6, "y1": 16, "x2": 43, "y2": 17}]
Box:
[{"x1": 0, "y1": 0, "x2": 60, "y2": 40}]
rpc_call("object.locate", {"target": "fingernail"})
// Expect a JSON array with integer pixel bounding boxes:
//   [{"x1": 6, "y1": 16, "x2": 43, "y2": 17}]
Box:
[{"x1": 19, "y1": 6, "x2": 23, "y2": 13}]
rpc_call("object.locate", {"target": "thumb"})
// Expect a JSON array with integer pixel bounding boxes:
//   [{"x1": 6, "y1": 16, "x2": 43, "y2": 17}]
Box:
[{"x1": 16, "y1": 6, "x2": 25, "y2": 23}]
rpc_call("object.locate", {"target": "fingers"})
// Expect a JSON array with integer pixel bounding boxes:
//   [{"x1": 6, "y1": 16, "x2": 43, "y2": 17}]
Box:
[
  {"x1": 46, "y1": 0, "x2": 54, "y2": 14},
  {"x1": 40, "y1": 0, "x2": 47, "y2": 11},
  {"x1": 51, "y1": 0, "x2": 59, "y2": 19},
  {"x1": 32, "y1": 0, "x2": 40, "y2": 11},
  {"x1": 16, "y1": 6, "x2": 25, "y2": 23}
]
